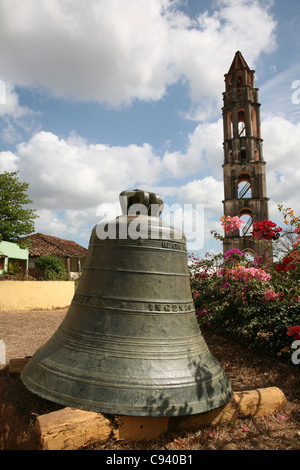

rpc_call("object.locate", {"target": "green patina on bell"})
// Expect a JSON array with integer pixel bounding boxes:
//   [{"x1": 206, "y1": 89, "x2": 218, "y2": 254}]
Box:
[{"x1": 21, "y1": 189, "x2": 233, "y2": 417}]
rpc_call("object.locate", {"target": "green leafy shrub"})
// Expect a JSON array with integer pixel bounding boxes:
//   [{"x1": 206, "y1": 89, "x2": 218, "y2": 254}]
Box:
[{"x1": 34, "y1": 255, "x2": 69, "y2": 280}]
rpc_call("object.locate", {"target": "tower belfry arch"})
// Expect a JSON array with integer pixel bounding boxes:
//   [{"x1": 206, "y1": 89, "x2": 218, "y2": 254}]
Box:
[{"x1": 222, "y1": 51, "x2": 271, "y2": 256}]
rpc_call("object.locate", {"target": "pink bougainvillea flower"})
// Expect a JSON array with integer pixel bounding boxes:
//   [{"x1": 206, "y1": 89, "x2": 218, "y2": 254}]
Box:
[
  {"x1": 221, "y1": 215, "x2": 245, "y2": 233},
  {"x1": 228, "y1": 265, "x2": 271, "y2": 283},
  {"x1": 279, "y1": 414, "x2": 288, "y2": 420},
  {"x1": 223, "y1": 248, "x2": 243, "y2": 260},
  {"x1": 264, "y1": 289, "x2": 278, "y2": 301}
]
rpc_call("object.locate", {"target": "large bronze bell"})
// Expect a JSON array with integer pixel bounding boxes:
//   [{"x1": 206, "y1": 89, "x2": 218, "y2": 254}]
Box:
[{"x1": 21, "y1": 189, "x2": 233, "y2": 417}]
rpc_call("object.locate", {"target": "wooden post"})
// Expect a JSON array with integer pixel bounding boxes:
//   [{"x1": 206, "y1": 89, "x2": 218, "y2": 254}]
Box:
[
  {"x1": 114, "y1": 416, "x2": 169, "y2": 441},
  {"x1": 8, "y1": 356, "x2": 32, "y2": 373},
  {"x1": 170, "y1": 387, "x2": 286, "y2": 431},
  {"x1": 36, "y1": 407, "x2": 112, "y2": 450}
]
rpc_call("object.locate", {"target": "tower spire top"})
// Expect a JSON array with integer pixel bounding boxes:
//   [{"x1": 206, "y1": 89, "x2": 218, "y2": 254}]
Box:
[{"x1": 228, "y1": 51, "x2": 251, "y2": 73}]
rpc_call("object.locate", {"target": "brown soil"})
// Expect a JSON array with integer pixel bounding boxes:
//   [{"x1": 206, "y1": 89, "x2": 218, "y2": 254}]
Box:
[{"x1": 0, "y1": 308, "x2": 299, "y2": 451}]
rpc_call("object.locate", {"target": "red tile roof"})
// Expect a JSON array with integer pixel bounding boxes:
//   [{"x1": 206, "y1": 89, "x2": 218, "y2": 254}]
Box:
[{"x1": 23, "y1": 233, "x2": 88, "y2": 258}]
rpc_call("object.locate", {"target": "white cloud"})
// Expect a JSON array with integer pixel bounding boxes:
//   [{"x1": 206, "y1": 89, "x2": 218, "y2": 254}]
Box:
[
  {"x1": 0, "y1": 0, "x2": 176, "y2": 107},
  {"x1": 161, "y1": 118, "x2": 223, "y2": 178},
  {"x1": 0, "y1": 82, "x2": 21, "y2": 117},
  {"x1": 14, "y1": 131, "x2": 163, "y2": 212},
  {"x1": 0, "y1": 0, "x2": 277, "y2": 111},
  {"x1": 34, "y1": 207, "x2": 98, "y2": 244},
  {"x1": 0, "y1": 81, "x2": 40, "y2": 144},
  {"x1": 174, "y1": 175, "x2": 224, "y2": 250},
  {"x1": 177, "y1": 177, "x2": 223, "y2": 213},
  {"x1": 0, "y1": 150, "x2": 19, "y2": 172},
  {"x1": 262, "y1": 114, "x2": 300, "y2": 221},
  {"x1": 4, "y1": 113, "x2": 223, "y2": 218},
  {"x1": 0, "y1": 81, "x2": 34, "y2": 119}
]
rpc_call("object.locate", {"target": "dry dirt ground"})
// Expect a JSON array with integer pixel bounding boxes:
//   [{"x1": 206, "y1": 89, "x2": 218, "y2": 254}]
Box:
[{"x1": 0, "y1": 308, "x2": 299, "y2": 451}]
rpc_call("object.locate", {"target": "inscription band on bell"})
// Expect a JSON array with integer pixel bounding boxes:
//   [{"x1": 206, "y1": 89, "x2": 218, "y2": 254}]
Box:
[{"x1": 73, "y1": 293, "x2": 194, "y2": 314}]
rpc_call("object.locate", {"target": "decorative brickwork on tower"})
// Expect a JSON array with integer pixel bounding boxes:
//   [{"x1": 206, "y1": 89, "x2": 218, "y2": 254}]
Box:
[{"x1": 222, "y1": 51, "x2": 271, "y2": 257}]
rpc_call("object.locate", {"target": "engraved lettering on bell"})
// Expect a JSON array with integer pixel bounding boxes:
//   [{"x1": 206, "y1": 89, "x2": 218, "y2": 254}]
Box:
[
  {"x1": 148, "y1": 303, "x2": 193, "y2": 313},
  {"x1": 161, "y1": 241, "x2": 185, "y2": 251},
  {"x1": 21, "y1": 189, "x2": 233, "y2": 417}
]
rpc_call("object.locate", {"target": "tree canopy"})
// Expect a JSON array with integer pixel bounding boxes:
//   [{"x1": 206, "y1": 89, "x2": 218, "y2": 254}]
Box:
[{"x1": 0, "y1": 171, "x2": 38, "y2": 244}]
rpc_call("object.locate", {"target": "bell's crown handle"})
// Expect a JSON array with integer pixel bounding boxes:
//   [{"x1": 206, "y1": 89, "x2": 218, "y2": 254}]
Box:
[{"x1": 119, "y1": 189, "x2": 164, "y2": 217}]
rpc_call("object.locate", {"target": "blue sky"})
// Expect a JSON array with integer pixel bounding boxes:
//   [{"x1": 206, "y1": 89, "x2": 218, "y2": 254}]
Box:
[{"x1": 1, "y1": 0, "x2": 300, "y2": 254}]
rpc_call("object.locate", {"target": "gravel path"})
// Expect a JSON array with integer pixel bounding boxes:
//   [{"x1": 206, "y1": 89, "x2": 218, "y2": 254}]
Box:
[{"x1": 0, "y1": 308, "x2": 68, "y2": 365}]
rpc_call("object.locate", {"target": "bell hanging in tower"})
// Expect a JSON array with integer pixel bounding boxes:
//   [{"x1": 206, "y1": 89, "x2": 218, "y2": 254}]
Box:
[{"x1": 21, "y1": 189, "x2": 233, "y2": 417}]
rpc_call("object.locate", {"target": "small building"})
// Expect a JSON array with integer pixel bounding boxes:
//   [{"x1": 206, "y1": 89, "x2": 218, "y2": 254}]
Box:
[
  {"x1": 0, "y1": 240, "x2": 29, "y2": 275},
  {"x1": 23, "y1": 233, "x2": 88, "y2": 279}
]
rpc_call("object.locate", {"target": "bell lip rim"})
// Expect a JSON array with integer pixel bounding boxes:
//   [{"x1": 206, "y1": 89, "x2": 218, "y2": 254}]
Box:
[
  {"x1": 20, "y1": 377, "x2": 234, "y2": 418},
  {"x1": 21, "y1": 368, "x2": 234, "y2": 418}
]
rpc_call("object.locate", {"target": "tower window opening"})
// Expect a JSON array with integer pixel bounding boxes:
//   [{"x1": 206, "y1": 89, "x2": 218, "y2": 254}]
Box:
[
  {"x1": 239, "y1": 209, "x2": 253, "y2": 237},
  {"x1": 240, "y1": 148, "x2": 246, "y2": 161},
  {"x1": 238, "y1": 172, "x2": 252, "y2": 198},
  {"x1": 237, "y1": 75, "x2": 242, "y2": 87},
  {"x1": 238, "y1": 121, "x2": 246, "y2": 137},
  {"x1": 238, "y1": 110, "x2": 246, "y2": 137},
  {"x1": 243, "y1": 249, "x2": 255, "y2": 261},
  {"x1": 238, "y1": 181, "x2": 251, "y2": 198}
]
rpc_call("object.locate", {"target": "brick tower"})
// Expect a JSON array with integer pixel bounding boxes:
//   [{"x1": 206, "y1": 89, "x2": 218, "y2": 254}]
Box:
[{"x1": 222, "y1": 51, "x2": 271, "y2": 257}]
